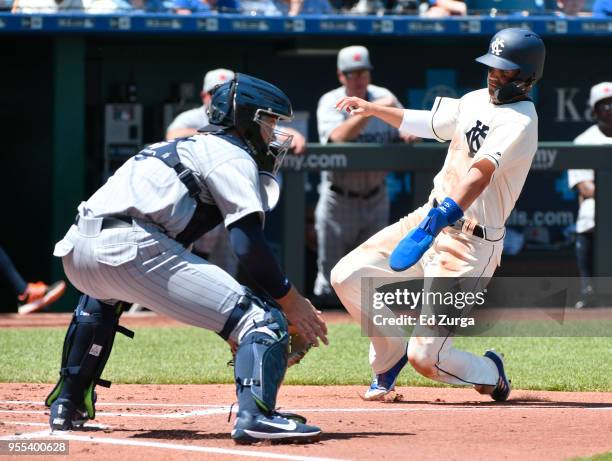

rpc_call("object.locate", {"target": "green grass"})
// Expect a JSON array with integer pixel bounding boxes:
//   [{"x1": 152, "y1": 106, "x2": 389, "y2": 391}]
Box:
[
  {"x1": 1, "y1": 324, "x2": 611, "y2": 391},
  {"x1": 569, "y1": 453, "x2": 612, "y2": 461}
]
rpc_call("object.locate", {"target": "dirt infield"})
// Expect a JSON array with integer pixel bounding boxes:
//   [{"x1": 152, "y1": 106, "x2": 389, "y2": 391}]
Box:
[
  {"x1": 1, "y1": 383, "x2": 611, "y2": 460},
  {"x1": 1, "y1": 312, "x2": 611, "y2": 460}
]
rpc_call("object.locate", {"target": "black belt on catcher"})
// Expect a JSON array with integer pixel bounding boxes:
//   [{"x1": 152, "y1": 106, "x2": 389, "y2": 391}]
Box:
[
  {"x1": 330, "y1": 184, "x2": 381, "y2": 200},
  {"x1": 74, "y1": 214, "x2": 133, "y2": 230}
]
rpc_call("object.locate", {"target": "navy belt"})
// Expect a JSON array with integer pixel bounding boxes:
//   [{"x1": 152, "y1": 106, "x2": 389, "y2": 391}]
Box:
[{"x1": 330, "y1": 184, "x2": 381, "y2": 199}]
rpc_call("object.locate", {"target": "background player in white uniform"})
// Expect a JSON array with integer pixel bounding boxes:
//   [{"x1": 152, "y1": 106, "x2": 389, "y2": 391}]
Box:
[
  {"x1": 568, "y1": 81, "x2": 612, "y2": 308},
  {"x1": 45, "y1": 74, "x2": 327, "y2": 444},
  {"x1": 332, "y1": 29, "x2": 545, "y2": 401},
  {"x1": 314, "y1": 45, "x2": 415, "y2": 303}
]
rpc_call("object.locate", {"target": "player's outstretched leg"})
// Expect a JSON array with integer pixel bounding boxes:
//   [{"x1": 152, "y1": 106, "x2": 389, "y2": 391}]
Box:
[
  {"x1": 45, "y1": 295, "x2": 133, "y2": 430},
  {"x1": 230, "y1": 295, "x2": 321, "y2": 444}
]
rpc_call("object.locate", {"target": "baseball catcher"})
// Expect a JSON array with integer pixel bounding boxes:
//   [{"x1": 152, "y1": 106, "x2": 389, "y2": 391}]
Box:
[{"x1": 45, "y1": 73, "x2": 327, "y2": 444}]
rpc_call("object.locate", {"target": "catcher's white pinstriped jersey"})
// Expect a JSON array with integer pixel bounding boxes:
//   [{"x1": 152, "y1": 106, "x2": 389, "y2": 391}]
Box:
[
  {"x1": 85, "y1": 134, "x2": 265, "y2": 238},
  {"x1": 53, "y1": 134, "x2": 268, "y2": 336},
  {"x1": 428, "y1": 88, "x2": 538, "y2": 229}
]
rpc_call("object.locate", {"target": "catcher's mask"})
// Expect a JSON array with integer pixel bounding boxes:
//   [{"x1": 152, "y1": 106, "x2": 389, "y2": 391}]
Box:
[{"x1": 207, "y1": 73, "x2": 294, "y2": 176}]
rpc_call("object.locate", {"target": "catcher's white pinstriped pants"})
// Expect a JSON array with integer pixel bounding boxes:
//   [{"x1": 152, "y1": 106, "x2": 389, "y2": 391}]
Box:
[
  {"x1": 331, "y1": 203, "x2": 504, "y2": 387},
  {"x1": 54, "y1": 215, "x2": 263, "y2": 342}
]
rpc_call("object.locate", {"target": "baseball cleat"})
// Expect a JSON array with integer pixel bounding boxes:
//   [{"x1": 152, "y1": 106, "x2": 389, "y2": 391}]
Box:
[
  {"x1": 272, "y1": 410, "x2": 307, "y2": 424},
  {"x1": 18, "y1": 281, "x2": 66, "y2": 315},
  {"x1": 49, "y1": 391, "x2": 97, "y2": 431},
  {"x1": 231, "y1": 411, "x2": 321, "y2": 444},
  {"x1": 72, "y1": 391, "x2": 97, "y2": 428},
  {"x1": 49, "y1": 399, "x2": 79, "y2": 431},
  {"x1": 363, "y1": 352, "x2": 408, "y2": 401},
  {"x1": 482, "y1": 350, "x2": 511, "y2": 401}
]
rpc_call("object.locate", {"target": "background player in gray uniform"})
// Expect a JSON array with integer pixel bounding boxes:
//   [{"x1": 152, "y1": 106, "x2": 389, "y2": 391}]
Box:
[
  {"x1": 166, "y1": 68, "x2": 235, "y2": 141},
  {"x1": 568, "y1": 81, "x2": 612, "y2": 308},
  {"x1": 314, "y1": 45, "x2": 415, "y2": 303},
  {"x1": 46, "y1": 74, "x2": 328, "y2": 444}
]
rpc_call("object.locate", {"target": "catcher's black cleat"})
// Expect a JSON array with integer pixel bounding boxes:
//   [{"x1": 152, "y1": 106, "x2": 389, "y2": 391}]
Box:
[
  {"x1": 49, "y1": 391, "x2": 97, "y2": 431},
  {"x1": 49, "y1": 399, "x2": 79, "y2": 431},
  {"x1": 231, "y1": 411, "x2": 321, "y2": 444}
]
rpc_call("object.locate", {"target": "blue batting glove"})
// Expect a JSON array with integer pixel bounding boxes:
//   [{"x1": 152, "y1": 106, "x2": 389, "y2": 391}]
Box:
[{"x1": 389, "y1": 197, "x2": 464, "y2": 272}]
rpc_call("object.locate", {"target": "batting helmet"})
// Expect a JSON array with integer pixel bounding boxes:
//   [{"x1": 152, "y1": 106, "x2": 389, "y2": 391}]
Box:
[
  {"x1": 476, "y1": 28, "x2": 545, "y2": 103},
  {"x1": 207, "y1": 73, "x2": 294, "y2": 175}
]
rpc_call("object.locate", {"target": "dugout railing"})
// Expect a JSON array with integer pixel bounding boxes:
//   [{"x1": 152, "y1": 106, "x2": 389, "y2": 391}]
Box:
[{"x1": 280, "y1": 143, "x2": 612, "y2": 291}]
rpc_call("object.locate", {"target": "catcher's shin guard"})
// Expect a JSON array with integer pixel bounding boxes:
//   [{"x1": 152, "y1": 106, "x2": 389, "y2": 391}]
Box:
[
  {"x1": 234, "y1": 304, "x2": 289, "y2": 415},
  {"x1": 45, "y1": 295, "x2": 134, "y2": 420}
]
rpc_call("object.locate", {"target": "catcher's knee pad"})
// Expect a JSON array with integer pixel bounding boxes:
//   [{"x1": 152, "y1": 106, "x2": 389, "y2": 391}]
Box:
[
  {"x1": 233, "y1": 301, "x2": 289, "y2": 413},
  {"x1": 45, "y1": 295, "x2": 134, "y2": 418}
]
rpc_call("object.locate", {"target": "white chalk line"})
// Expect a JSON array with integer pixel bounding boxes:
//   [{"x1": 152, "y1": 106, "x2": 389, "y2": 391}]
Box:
[
  {"x1": 0, "y1": 429, "x2": 345, "y2": 461},
  {"x1": 1, "y1": 403, "x2": 611, "y2": 421},
  {"x1": 0, "y1": 420, "x2": 110, "y2": 429},
  {"x1": 0, "y1": 400, "x2": 227, "y2": 408},
  {"x1": 0, "y1": 408, "x2": 229, "y2": 418}
]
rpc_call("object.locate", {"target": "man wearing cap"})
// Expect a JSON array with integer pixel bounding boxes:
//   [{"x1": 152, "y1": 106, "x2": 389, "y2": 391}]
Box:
[
  {"x1": 166, "y1": 68, "x2": 236, "y2": 141},
  {"x1": 314, "y1": 45, "x2": 413, "y2": 305},
  {"x1": 167, "y1": 68, "x2": 306, "y2": 151},
  {"x1": 568, "y1": 82, "x2": 612, "y2": 308}
]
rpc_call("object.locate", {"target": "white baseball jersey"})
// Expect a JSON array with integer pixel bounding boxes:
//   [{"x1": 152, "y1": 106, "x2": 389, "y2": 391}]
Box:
[
  {"x1": 317, "y1": 84, "x2": 401, "y2": 192},
  {"x1": 167, "y1": 106, "x2": 208, "y2": 133},
  {"x1": 427, "y1": 88, "x2": 538, "y2": 229},
  {"x1": 568, "y1": 124, "x2": 612, "y2": 233},
  {"x1": 84, "y1": 134, "x2": 265, "y2": 239}
]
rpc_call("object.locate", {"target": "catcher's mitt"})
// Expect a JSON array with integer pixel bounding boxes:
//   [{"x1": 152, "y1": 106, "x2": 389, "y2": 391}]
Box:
[{"x1": 287, "y1": 325, "x2": 312, "y2": 367}]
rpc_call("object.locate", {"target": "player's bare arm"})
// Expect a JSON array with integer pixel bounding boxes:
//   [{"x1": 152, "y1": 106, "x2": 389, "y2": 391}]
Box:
[
  {"x1": 335, "y1": 96, "x2": 404, "y2": 129},
  {"x1": 389, "y1": 158, "x2": 497, "y2": 272},
  {"x1": 280, "y1": 127, "x2": 307, "y2": 155},
  {"x1": 449, "y1": 159, "x2": 496, "y2": 210},
  {"x1": 576, "y1": 180, "x2": 595, "y2": 199},
  {"x1": 328, "y1": 109, "x2": 371, "y2": 142}
]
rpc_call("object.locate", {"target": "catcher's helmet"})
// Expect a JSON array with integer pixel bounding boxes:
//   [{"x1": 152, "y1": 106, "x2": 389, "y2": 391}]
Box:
[
  {"x1": 476, "y1": 28, "x2": 545, "y2": 103},
  {"x1": 207, "y1": 73, "x2": 294, "y2": 175}
]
